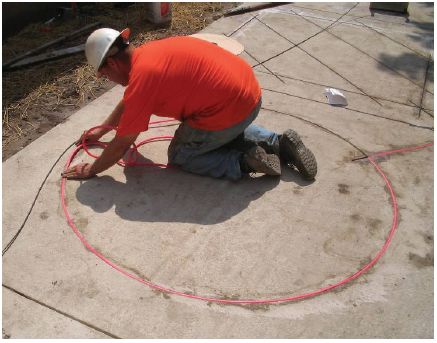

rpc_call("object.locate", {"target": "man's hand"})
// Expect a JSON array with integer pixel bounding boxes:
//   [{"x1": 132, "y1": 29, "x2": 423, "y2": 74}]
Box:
[
  {"x1": 61, "y1": 163, "x2": 95, "y2": 179},
  {"x1": 75, "y1": 129, "x2": 105, "y2": 146},
  {"x1": 75, "y1": 99, "x2": 125, "y2": 146}
]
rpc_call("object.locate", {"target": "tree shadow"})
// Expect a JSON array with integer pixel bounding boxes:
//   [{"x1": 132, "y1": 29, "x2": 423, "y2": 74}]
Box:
[
  {"x1": 405, "y1": 2, "x2": 434, "y2": 51},
  {"x1": 408, "y1": 23, "x2": 434, "y2": 50},
  {"x1": 377, "y1": 52, "x2": 433, "y2": 83},
  {"x1": 369, "y1": 3, "x2": 433, "y2": 51}
]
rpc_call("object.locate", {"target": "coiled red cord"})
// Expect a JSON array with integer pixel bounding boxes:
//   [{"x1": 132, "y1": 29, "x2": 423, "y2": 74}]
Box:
[{"x1": 61, "y1": 124, "x2": 433, "y2": 304}]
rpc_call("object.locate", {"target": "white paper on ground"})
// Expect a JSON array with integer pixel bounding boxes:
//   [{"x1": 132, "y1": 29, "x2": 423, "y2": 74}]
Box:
[{"x1": 324, "y1": 88, "x2": 348, "y2": 106}]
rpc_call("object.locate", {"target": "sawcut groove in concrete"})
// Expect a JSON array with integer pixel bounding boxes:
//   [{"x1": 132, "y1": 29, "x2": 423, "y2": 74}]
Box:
[
  {"x1": 2, "y1": 143, "x2": 75, "y2": 256},
  {"x1": 245, "y1": 49, "x2": 285, "y2": 84},
  {"x1": 352, "y1": 18, "x2": 430, "y2": 59},
  {"x1": 318, "y1": 20, "x2": 430, "y2": 91},
  {"x1": 252, "y1": 16, "x2": 383, "y2": 107},
  {"x1": 417, "y1": 55, "x2": 433, "y2": 119},
  {"x1": 289, "y1": 4, "x2": 364, "y2": 18},
  {"x1": 61, "y1": 114, "x2": 375, "y2": 303},
  {"x1": 288, "y1": 3, "x2": 415, "y2": 27},
  {"x1": 261, "y1": 107, "x2": 367, "y2": 156},
  {"x1": 226, "y1": 14, "x2": 259, "y2": 38},
  {"x1": 2, "y1": 284, "x2": 120, "y2": 339},
  {"x1": 257, "y1": 69, "x2": 435, "y2": 112},
  {"x1": 3, "y1": 2, "x2": 433, "y2": 338},
  {"x1": 273, "y1": 7, "x2": 432, "y2": 71},
  {"x1": 261, "y1": 88, "x2": 434, "y2": 130},
  {"x1": 408, "y1": 99, "x2": 433, "y2": 117},
  {"x1": 262, "y1": 7, "x2": 434, "y2": 102}
]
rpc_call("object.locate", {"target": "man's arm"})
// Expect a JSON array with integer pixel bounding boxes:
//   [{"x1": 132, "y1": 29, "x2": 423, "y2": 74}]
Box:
[
  {"x1": 89, "y1": 133, "x2": 138, "y2": 175},
  {"x1": 62, "y1": 132, "x2": 139, "y2": 179}
]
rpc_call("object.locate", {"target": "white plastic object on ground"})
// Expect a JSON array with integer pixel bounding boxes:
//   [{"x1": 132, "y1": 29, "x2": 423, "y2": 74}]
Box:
[
  {"x1": 190, "y1": 33, "x2": 244, "y2": 55},
  {"x1": 324, "y1": 88, "x2": 348, "y2": 106}
]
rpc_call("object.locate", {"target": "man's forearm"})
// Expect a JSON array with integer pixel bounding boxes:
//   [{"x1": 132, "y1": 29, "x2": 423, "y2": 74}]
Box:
[
  {"x1": 89, "y1": 142, "x2": 128, "y2": 175},
  {"x1": 88, "y1": 133, "x2": 138, "y2": 176}
]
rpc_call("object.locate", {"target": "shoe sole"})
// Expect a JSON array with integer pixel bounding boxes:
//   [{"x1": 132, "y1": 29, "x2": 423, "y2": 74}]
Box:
[
  {"x1": 281, "y1": 129, "x2": 317, "y2": 180},
  {"x1": 245, "y1": 146, "x2": 281, "y2": 176}
]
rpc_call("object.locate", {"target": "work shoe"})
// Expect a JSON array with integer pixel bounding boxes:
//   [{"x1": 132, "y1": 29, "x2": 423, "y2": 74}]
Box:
[
  {"x1": 279, "y1": 129, "x2": 317, "y2": 180},
  {"x1": 242, "y1": 146, "x2": 281, "y2": 176}
]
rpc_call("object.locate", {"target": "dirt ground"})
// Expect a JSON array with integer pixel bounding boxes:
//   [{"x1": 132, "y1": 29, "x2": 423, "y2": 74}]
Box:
[{"x1": 2, "y1": 3, "x2": 237, "y2": 161}]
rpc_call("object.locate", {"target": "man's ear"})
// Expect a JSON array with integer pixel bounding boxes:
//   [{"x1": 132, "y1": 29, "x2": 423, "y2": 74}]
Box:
[{"x1": 120, "y1": 28, "x2": 131, "y2": 43}]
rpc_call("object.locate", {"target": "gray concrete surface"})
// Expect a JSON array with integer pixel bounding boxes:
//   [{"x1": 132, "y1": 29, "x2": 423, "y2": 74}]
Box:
[{"x1": 2, "y1": 2, "x2": 434, "y2": 339}]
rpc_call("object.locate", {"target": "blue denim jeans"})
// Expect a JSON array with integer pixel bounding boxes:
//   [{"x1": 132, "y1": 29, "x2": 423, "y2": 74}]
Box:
[{"x1": 167, "y1": 99, "x2": 280, "y2": 180}]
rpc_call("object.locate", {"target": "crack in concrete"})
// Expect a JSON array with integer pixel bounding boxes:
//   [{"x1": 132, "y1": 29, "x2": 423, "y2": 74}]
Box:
[
  {"x1": 260, "y1": 106, "x2": 368, "y2": 157},
  {"x1": 244, "y1": 49, "x2": 285, "y2": 84},
  {"x1": 352, "y1": 18, "x2": 430, "y2": 59},
  {"x1": 2, "y1": 142, "x2": 75, "y2": 256},
  {"x1": 417, "y1": 55, "x2": 432, "y2": 118},
  {"x1": 252, "y1": 9, "x2": 384, "y2": 107},
  {"x1": 226, "y1": 14, "x2": 258, "y2": 38},
  {"x1": 256, "y1": 69, "x2": 434, "y2": 112},
  {"x1": 261, "y1": 87, "x2": 434, "y2": 130},
  {"x1": 268, "y1": 7, "x2": 434, "y2": 96},
  {"x1": 2, "y1": 284, "x2": 120, "y2": 339}
]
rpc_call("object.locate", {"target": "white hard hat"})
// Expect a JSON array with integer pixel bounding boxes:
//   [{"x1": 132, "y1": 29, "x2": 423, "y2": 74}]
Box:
[{"x1": 85, "y1": 28, "x2": 130, "y2": 72}]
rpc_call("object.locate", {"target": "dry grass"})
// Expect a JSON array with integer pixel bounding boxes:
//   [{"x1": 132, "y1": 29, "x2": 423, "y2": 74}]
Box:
[{"x1": 2, "y1": 3, "x2": 232, "y2": 150}]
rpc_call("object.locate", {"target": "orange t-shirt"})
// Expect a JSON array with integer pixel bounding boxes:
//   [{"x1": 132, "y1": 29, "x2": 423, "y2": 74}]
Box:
[{"x1": 117, "y1": 36, "x2": 261, "y2": 136}]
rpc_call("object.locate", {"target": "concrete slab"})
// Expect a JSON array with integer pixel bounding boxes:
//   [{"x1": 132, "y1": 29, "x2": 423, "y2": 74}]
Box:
[
  {"x1": 231, "y1": 18, "x2": 293, "y2": 63},
  {"x1": 3, "y1": 87, "x2": 116, "y2": 247},
  {"x1": 261, "y1": 89, "x2": 433, "y2": 153},
  {"x1": 3, "y1": 2, "x2": 434, "y2": 339},
  {"x1": 255, "y1": 70, "x2": 434, "y2": 128},
  {"x1": 426, "y1": 59, "x2": 434, "y2": 93},
  {"x1": 261, "y1": 47, "x2": 362, "y2": 93},
  {"x1": 290, "y1": 2, "x2": 363, "y2": 18},
  {"x1": 239, "y1": 50, "x2": 259, "y2": 67},
  {"x1": 2, "y1": 287, "x2": 110, "y2": 339},
  {"x1": 300, "y1": 32, "x2": 424, "y2": 104},
  {"x1": 329, "y1": 22, "x2": 429, "y2": 84},
  {"x1": 256, "y1": 10, "x2": 326, "y2": 44},
  {"x1": 200, "y1": 12, "x2": 255, "y2": 37},
  {"x1": 291, "y1": 2, "x2": 409, "y2": 24},
  {"x1": 423, "y1": 88, "x2": 434, "y2": 112},
  {"x1": 260, "y1": 7, "x2": 427, "y2": 83}
]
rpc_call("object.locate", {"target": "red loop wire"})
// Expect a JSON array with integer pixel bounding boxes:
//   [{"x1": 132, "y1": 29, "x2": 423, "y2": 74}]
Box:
[{"x1": 62, "y1": 126, "x2": 433, "y2": 304}]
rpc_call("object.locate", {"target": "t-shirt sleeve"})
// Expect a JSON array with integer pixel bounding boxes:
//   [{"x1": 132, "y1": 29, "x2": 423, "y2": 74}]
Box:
[{"x1": 116, "y1": 68, "x2": 158, "y2": 137}]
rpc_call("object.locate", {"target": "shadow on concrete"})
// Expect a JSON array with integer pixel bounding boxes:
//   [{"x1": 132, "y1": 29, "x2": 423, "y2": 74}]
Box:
[
  {"x1": 73, "y1": 140, "x2": 316, "y2": 224},
  {"x1": 406, "y1": 2, "x2": 434, "y2": 51},
  {"x1": 369, "y1": 3, "x2": 433, "y2": 51},
  {"x1": 407, "y1": 22, "x2": 434, "y2": 51},
  {"x1": 377, "y1": 51, "x2": 433, "y2": 82},
  {"x1": 280, "y1": 166, "x2": 316, "y2": 186},
  {"x1": 75, "y1": 167, "x2": 284, "y2": 225}
]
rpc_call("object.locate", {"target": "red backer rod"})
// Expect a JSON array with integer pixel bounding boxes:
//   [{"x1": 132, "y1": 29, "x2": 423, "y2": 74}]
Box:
[{"x1": 62, "y1": 125, "x2": 433, "y2": 304}]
